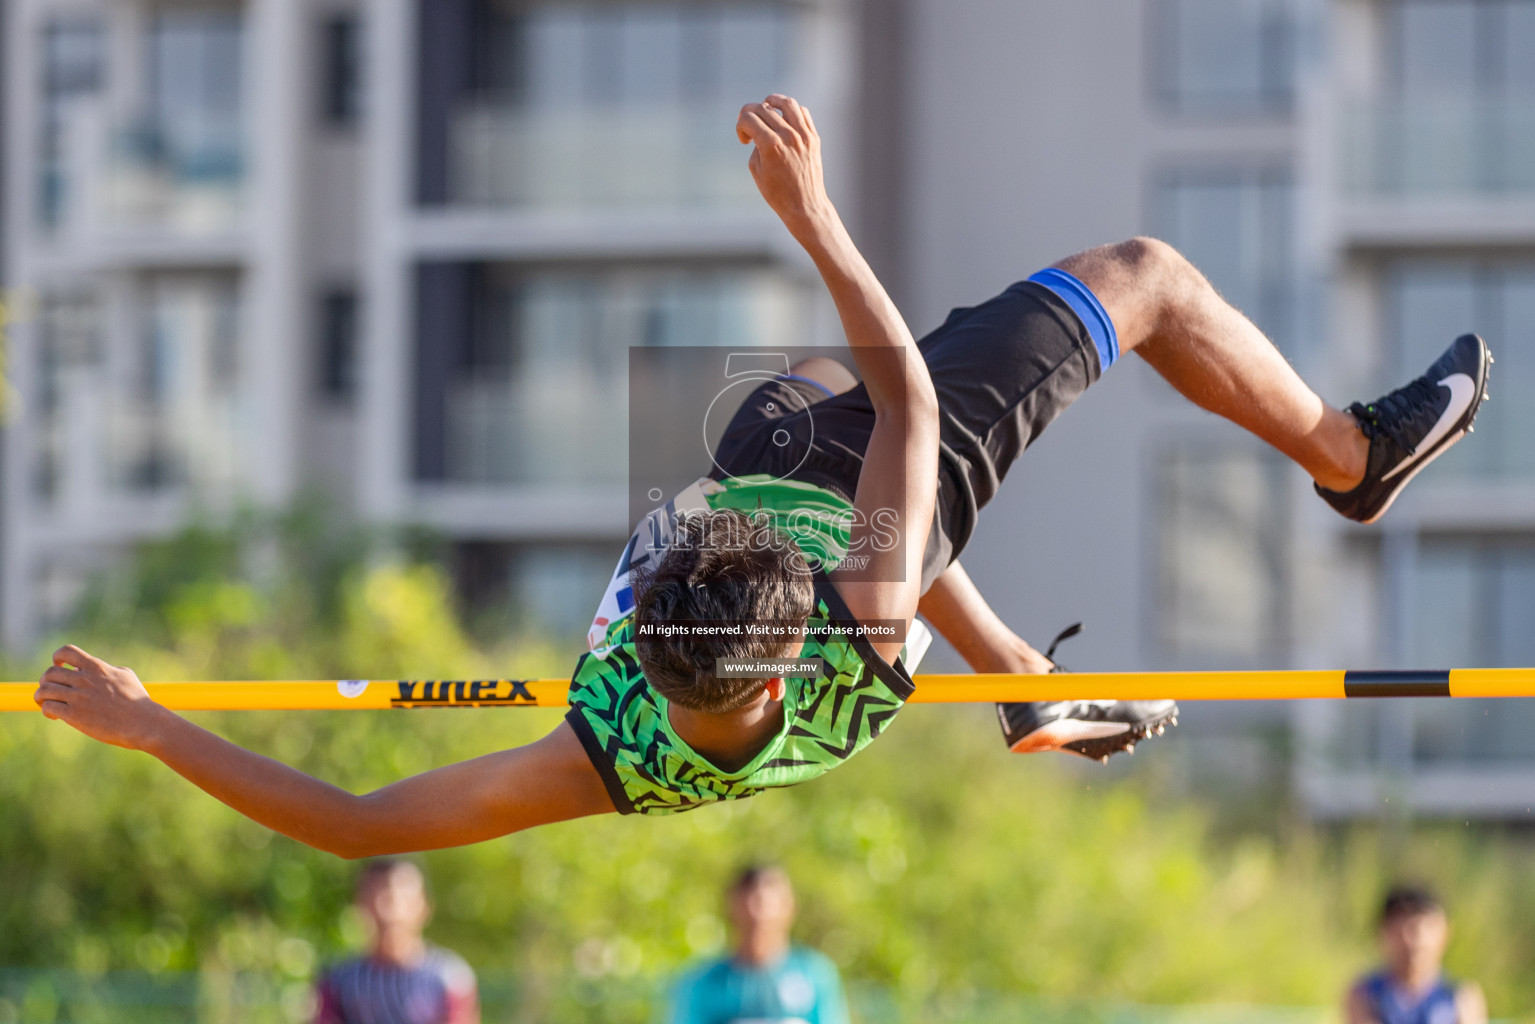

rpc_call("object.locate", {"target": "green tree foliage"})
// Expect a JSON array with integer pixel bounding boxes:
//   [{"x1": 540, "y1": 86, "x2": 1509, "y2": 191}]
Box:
[{"x1": 4, "y1": 512, "x2": 1535, "y2": 1022}]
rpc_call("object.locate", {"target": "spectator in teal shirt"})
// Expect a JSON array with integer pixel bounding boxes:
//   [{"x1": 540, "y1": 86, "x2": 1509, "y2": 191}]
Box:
[{"x1": 667, "y1": 865, "x2": 849, "y2": 1024}]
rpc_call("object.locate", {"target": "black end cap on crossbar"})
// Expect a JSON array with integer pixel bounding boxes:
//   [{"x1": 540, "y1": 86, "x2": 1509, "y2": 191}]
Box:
[{"x1": 1343, "y1": 670, "x2": 1451, "y2": 698}]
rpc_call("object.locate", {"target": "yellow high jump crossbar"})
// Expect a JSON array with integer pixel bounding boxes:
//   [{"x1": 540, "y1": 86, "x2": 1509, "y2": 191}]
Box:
[{"x1": 3, "y1": 669, "x2": 1535, "y2": 712}]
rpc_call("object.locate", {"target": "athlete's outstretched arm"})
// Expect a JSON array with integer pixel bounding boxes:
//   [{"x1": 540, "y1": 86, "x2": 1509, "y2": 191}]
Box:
[
  {"x1": 34, "y1": 645, "x2": 616, "y2": 857},
  {"x1": 917, "y1": 561, "x2": 1054, "y2": 675},
  {"x1": 736, "y1": 95, "x2": 939, "y2": 661}
]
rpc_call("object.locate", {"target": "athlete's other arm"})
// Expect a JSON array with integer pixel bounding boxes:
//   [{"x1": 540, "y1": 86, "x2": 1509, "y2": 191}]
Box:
[
  {"x1": 917, "y1": 561, "x2": 1054, "y2": 675},
  {"x1": 34, "y1": 645, "x2": 615, "y2": 857},
  {"x1": 735, "y1": 95, "x2": 939, "y2": 663}
]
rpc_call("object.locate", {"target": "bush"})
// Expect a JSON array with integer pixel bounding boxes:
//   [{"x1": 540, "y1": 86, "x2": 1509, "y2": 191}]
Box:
[{"x1": 5, "y1": 510, "x2": 1535, "y2": 1022}]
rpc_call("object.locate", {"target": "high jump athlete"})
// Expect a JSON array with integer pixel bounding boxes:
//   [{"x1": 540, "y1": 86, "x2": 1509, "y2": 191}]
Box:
[{"x1": 33, "y1": 95, "x2": 1489, "y2": 852}]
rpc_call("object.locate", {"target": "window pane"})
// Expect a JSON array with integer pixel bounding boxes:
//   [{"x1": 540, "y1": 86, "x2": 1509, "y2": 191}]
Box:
[
  {"x1": 318, "y1": 290, "x2": 359, "y2": 400},
  {"x1": 149, "y1": 12, "x2": 244, "y2": 179},
  {"x1": 1396, "y1": 0, "x2": 1478, "y2": 99},
  {"x1": 525, "y1": 9, "x2": 586, "y2": 108},
  {"x1": 434, "y1": 1, "x2": 797, "y2": 208},
  {"x1": 38, "y1": 20, "x2": 105, "y2": 228},
  {"x1": 1409, "y1": 539, "x2": 1535, "y2": 765},
  {"x1": 1499, "y1": 1, "x2": 1535, "y2": 96},
  {"x1": 1390, "y1": 264, "x2": 1478, "y2": 372},
  {"x1": 512, "y1": 545, "x2": 615, "y2": 635},
  {"x1": 109, "y1": 275, "x2": 245, "y2": 494},
  {"x1": 417, "y1": 265, "x2": 807, "y2": 485},
  {"x1": 320, "y1": 15, "x2": 364, "y2": 126},
  {"x1": 1386, "y1": 262, "x2": 1535, "y2": 481},
  {"x1": 617, "y1": 9, "x2": 684, "y2": 104},
  {"x1": 43, "y1": 21, "x2": 104, "y2": 96},
  {"x1": 718, "y1": 5, "x2": 791, "y2": 99},
  {"x1": 34, "y1": 293, "x2": 104, "y2": 501},
  {"x1": 107, "y1": 10, "x2": 245, "y2": 231},
  {"x1": 1410, "y1": 544, "x2": 1481, "y2": 668},
  {"x1": 1495, "y1": 549, "x2": 1535, "y2": 665},
  {"x1": 1157, "y1": 0, "x2": 1293, "y2": 113},
  {"x1": 1486, "y1": 272, "x2": 1535, "y2": 477},
  {"x1": 1358, "y1": 1, "x2": 1535, "y2": 195},
  {"x1": 1155, "y1": 447, "x2": 1289, "y2": 661},
  {"x1": 1157, "y1": 171, "x2": 1295, "y2": 353}
]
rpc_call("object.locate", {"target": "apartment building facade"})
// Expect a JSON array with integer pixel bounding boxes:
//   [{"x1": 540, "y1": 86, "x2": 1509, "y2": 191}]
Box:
[
  {"x1": 891, "y1": 0, "x2": 1535, "y2": 817},
  {"x1": 3, "y1": 0, "x2": 1534, "y2": 815},
  {"x1": 1, "y1": 0, "x2": 872, "y2": 641}
]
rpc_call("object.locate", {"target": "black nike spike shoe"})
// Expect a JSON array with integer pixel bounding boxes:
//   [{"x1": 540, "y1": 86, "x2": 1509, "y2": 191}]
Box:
[
  {"x1": 1316, "y1": 334, "x2": 1491, "y2": 524},
  {"x1": 996, "y1": 624, "x2": 1180, "y2": 764}
]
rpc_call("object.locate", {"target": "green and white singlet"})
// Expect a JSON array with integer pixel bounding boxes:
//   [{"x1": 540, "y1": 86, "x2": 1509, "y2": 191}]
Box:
[{"x1": 565, "y1": 475, "x2": 929, "y2": 815}]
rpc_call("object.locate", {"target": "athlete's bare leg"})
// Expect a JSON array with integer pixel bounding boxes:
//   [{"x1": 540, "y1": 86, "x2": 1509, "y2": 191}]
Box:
[{"x1": 1055, "y1": 238, "x2": 1369, "y2": 493}]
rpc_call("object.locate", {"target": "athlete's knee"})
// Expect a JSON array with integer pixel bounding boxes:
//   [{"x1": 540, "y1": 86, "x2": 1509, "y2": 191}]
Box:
[
  {"x1": 1112, "y1": 237, "x2": 1213, "y2": 322},
  {"x1": 1110, "y1": 236, "x2": 1194, "y2": 284},
  {"x1": 1055, "y1": 236, "x2": 1194, "y2": 297},
  {"x1": 1049, "y1": 237, "x2": 1211, "y2": 354}
]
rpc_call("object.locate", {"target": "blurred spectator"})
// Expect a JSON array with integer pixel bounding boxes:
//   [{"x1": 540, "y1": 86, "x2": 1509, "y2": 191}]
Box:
[
  {"x1": 1345, "y1": 884, "x2": 1486, "y2": 1024},
  {"x1": 315, "y1": 859, "x2": 478, "y2": 1024},
  {"x1": 666, "y1": 865, "x2": 848, "y2": 1024}
]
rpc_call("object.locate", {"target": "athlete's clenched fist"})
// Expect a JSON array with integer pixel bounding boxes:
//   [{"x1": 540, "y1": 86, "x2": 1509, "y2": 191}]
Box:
[{"x1": 736, "y1": 94, "x2": 831, "y2": 238}]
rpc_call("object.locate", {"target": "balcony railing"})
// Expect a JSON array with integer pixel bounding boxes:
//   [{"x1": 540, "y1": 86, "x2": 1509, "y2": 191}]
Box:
[
  {"x1": 1342, "y1": 98, "x2": 1535, "y2": 196},
  {"x1": 41, "y1": 106, "x2": 246, "y2": 237},
  {"x1": 448, "y1": 102, "x2": 760, "y2": 210},
  {"x1": 102, "y1": 119, "x2": 245, "y2": 233},
  {"x1": 445, "y1": 377, "x2": 627, "y2": 486}
]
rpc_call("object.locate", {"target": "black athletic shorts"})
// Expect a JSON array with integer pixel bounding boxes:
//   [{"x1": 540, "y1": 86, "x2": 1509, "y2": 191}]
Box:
[{"x1": 710, "y1": 279, "x2": 1105, "y2": 593}]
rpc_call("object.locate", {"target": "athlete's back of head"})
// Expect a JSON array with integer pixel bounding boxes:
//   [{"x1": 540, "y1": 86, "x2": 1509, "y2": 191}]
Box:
[{"x1": 634, "y1": 508, "x2": 815, "y2": 713}]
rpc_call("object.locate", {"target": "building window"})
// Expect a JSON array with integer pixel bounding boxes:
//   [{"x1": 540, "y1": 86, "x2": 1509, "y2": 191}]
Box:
[
  {"x1": 95, "y1": 10, "x2": 247, "y2": 231},
  {"x1": 1152, "y1": 0, "x2": 1296, "y2": 115},
  {"x1": 413, "y1": 262, "x2": 807, "y2": 485},
  {"x1": 1392, "y1": 0, "x2": 1535, "y2": 101},
  {"x1": 318, "y1": 289, "x2": 359, "y2": 401},
  {"x1": 147, "y1": 12, "x2": 244, "y2": 181},
  {"x1": 1386, "y1": 262, "x2": 1535, "y2": 481},
  {"x1": 1350, "y1": 0, "x2": 1535, "y2": 193},
  {"x1": 1155, "y1": 167, "x2": 1297, "y2": 354},
  {"x1": 418, "y1": 0, "x2": 797, "y2": 208},
  {"x1": 110, "y1": 274, "x2": 245, "y2": 494},
  {"x1": 1405, "y1": 537, "x2": 1535, "y2": 764},
  {"x1": 320, "y1": 13, "x2": 365, "y2": 127},
  {"x1": 38, "y1": 19, "x2": 105, "y2": 228},
  {"x1": 1153, "y1": 446, "x2": 1290, "y2": 662},
  {"x1": 34, "y1": 293, "x2": 104, "y2": 501},
  {"x1": 455, "y1": 541, "x2": 614, "y2": 637}
]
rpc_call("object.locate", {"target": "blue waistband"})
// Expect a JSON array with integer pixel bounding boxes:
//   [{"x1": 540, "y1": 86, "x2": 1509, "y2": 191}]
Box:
[
  {"x1": 777, "y1": 373, "x2": 837, "y2": 399},
  {"x1": 1027, "y1": 267, "x2": 1120, "y2": 372}
]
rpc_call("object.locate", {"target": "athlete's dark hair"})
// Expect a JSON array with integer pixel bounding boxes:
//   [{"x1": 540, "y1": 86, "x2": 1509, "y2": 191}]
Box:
[
  {"x1": 1379, "y1": 883, "x2": 1443, "y2": 925},
  {"x1": 357, "y1": 858, "x2": 426, "y2": 897},
  {"x1": 633, "y1": 508, "x2": 815, "y2": 714}
]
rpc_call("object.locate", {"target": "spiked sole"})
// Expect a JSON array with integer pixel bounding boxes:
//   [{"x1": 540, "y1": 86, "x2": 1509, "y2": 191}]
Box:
[{"x1": 1062, "y1": 707, "x2": 1181, "y2": 764}]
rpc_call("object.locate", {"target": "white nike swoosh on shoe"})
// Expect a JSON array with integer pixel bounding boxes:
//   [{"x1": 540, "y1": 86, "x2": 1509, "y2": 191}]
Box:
[
  {"x1": 1380, "y1": 373, "x2": 1478, "y2": 481},
  {"x1": 1009, "y1": 718, "x2": 1130, "y2": 753}
]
